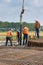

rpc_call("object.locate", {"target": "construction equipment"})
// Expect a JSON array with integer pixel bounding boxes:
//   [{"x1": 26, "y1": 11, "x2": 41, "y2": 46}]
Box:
[{"x1": 20, "y1": 0, "x2": 24, "y2": 45}]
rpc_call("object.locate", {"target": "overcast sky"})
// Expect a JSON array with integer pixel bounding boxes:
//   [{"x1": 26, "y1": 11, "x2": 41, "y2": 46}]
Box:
[{"x1": 0, "y1": 0, "x2": 43, "y2": 25}]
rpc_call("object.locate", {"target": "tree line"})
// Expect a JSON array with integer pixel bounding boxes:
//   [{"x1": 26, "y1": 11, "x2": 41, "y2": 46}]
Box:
[{"x1": 0, "y1": 21, "x2": 43, "y2": 31}]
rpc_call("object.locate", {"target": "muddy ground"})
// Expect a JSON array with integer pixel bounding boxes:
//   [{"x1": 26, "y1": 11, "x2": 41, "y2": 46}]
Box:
[{"x1": 0, "y1": 46, "x2": 43, "y2": 65}]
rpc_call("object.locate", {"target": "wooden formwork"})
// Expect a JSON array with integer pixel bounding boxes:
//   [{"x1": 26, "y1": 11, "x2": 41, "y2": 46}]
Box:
[{"x1": 28, "y1": 39, "x2": 43, "y2": 47}]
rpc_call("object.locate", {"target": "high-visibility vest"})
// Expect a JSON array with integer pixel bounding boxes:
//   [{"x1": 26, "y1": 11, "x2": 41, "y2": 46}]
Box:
[
  {"x1": 23, "y1": 27, "x2": 28, "y2": 34},
  {"x1": 35, "y1": 22, "x2": 40, "y2": 29},
  {"x1": 6, "y1": 30, "x2": 12, "y2": 37}
]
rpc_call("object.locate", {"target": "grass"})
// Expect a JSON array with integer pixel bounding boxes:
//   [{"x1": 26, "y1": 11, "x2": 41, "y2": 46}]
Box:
[
  {"x1": 40, "y1": 36, "x2": 43, "y2": 38},
  {"x1": 0, "y1": 31, "x2": 43, "y2": 41},
  {"x1": 0, "y1": 32, "x2": 17, "y2": 41}
]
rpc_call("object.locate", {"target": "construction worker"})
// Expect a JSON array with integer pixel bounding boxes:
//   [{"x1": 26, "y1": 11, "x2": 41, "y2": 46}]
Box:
[
  {"x1": 23, "y1": 26, "x2": 29, "y2": 45},
  {"x1": 16, "y1": 30, "x2": 20, "y2": 44},
  {"x1": 35, "y1": 20, "x2": 40, "y2": 38},
  {"x1": 5, "y1": 29, "x2": 13, "y2": 46}
]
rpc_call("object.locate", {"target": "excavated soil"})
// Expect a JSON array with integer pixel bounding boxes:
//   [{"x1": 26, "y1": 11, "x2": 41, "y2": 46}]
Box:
[{"x1": 0, "y1": 46, "x2": 43, "y2": 65}]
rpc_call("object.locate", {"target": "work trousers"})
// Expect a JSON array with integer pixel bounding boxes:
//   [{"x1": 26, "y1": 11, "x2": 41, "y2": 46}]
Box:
[
  {"x1": 36, "y1": 28, "x2": 39, "y2": 38},
  {"x1": 6, "y1": 37, "x2": 12, "y2": 46},
  {"x1": 23, "y1": 34, "x2": 28, "y2": 45}
]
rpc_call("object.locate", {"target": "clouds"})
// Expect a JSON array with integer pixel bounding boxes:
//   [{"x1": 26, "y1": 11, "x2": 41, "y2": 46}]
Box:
[
  {"x1": 3, "y1": 0, "x2": 11, "y2": 3},
  {"x1": 23, "y1": 0, "x2": 43, "y2": 25},
  {"x1": 0, "y1": 6, "x2": 20, "y2": 21},
  {"x1": 1, "y1": 0, "x2": 11, "y2": 4},
  {"x1": 1, "y1": 0, "x2": 43, "y2": 7},
  {"x1": 25, "y1": 0, "x2": 43, "y2": 7},
  {"x1": 0, "y1": 0, "x2": 43, "y2": 25},
  {"x1": 0, "y1": 0, "x2": 22, "y2": 22},
  {"x1": 33, "y1": 0, "x2": 43, "y2": 7}
]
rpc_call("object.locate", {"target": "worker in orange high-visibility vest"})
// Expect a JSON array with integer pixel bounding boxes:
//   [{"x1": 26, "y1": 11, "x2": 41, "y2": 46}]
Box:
[
  {"x1": 23, "y1": 26, "x2": 29, "y2": 45},
  {"x1": 35, "y1": 20, "x2": 40, "y2": 38},
  {"x1": 5, "y1": 29, "x2": 13, "y2": 46}
]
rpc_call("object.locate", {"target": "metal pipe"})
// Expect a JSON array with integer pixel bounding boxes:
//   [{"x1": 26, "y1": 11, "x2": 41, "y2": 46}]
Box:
[{"x1": 20, "y1": 0, "x2": 24, "y2": 45}]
